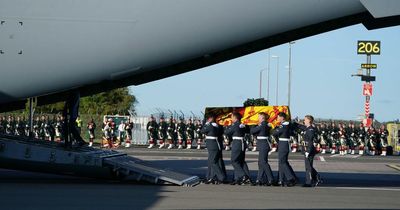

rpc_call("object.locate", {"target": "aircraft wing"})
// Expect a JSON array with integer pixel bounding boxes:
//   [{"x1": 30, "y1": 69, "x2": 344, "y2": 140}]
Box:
[{"x1": 0, "y1": 0, "x2": 399, "y2": 111}]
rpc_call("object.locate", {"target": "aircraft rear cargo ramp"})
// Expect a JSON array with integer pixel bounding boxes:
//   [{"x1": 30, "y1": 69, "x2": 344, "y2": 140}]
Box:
[{"x1": 0, "y1": 135, "x2": 200, "y2": 187}]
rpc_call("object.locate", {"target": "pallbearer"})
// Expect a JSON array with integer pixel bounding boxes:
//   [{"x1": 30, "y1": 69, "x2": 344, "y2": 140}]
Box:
[
  {"x1": 272, "y1": 112, "x2": 296, "y2": 187},
  {"x1": 250, "y1": 112, "x2": 275, "y2": 186},
  {"x1": 225, "y1": 112, "x2": 251, "y2": 185},
  {"x1": 201, "y1": 113, "x2": 226, "y2": 184},
  {"x1": 294, "y1": 115, "x2": 322, "y2": 187}
]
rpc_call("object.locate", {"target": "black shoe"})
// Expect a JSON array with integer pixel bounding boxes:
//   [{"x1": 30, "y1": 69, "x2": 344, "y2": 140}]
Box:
[
  {"x1": 241, "y1": 176, "x2": 252, "y2": 185},
  {"x1": 203, "y1": 179, "x2": 213, "y2": 184},
  {"x1": 265, "y1": 181, "x2": 273, "y2": 186},
  {"x1": 230, "y1": 180, "x2": 241, "y2": 185},
  {"x1": 274, "y1": 181, "x2": 284, "y2": 187},
  {"x1": 252, "y1": 180, "x2": 263, "y2": 186},
  {"x1": 213, "y1": 180, "x2": 223, "y2": 185},
  {"x1": 286, "y1": 179, "x2": 296, "y2": 187},
  {"x1": 302, "y1": 184, "x2": 312, "y2": 187},
  {"x1": 314, "y1": 175, "x2": 323, "y2": 186}
]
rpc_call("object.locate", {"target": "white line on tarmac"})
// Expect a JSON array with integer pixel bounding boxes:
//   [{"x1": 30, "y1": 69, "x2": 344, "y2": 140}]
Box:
[{"x1": 319, "y1": 187, "x2": 400, "y2": 192}]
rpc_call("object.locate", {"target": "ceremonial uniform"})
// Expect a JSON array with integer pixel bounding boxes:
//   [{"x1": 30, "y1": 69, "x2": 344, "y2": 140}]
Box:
[
  {"x1": 346, "y1": 124, "x2": 357, "y2": 154},
  {"x1": 185, "y1": 120, "x2": 195, "y2": 149},
  {"x1": 366, "y1": 127, "x2": 377, "y2": 155},
  {"x1": 328, "y1": 124, "x2": 339, "y2": 154},
  {"x1": 379, "y1": 127, "x2": 389, "y2": 156},
  {"x1": 14, "y1": 118, "x2": 24, "y2": 136},
  {"x1": 176, "y1": 120, "x2": 186, "y2": 149},
  {"x1": 319, "y1": 124, "x2": 328, "y2": 154},
  {"x1": 5, "y1": 117, "x2": 14, "y2": 135},
  {"x1": 124, "y1": 121, "x2": 133, "y2": 148},
  {"x1": 54, "y1": 119, "x2": 63, "y2": 142},
  {"x1": 194, "y1": 120, "x2": 204, "y2": 149},
  {"x1": 295, "y1": 123, "x2": 320, "y2": 186},
  {"x1": 250, "y1": 121, "x2": 275, "y2": 185},
  {"x1": 201, "y1": 121, "x2": 226, "y2": 183},
  {"x1": 225, "y1": 121, "x2": 251, "y2": 184},
  {"x1": 338, "y1": 127, "x2": 347, "y2": 155},
  {"x1": 166, "y1": 118, "x2": 176, "y2": 149},
  {"x1": 146, "y1": 119, "x2": 158, "y2": 149},
  {"x1": 272, "y1": 121, "x2": 296, "y2": 186},
  {"x1": 158, "y1": 119, "x2": 168, "y2": 148},
  {"x1": 117, "y1": 122, "x2": 125, "y2": 146},
  {"x1": 87, "y1": 121, "x2": 96, "y2": 147},
  {"x1": 356, "y1": 124, "x2": 366, "y2": 155}
]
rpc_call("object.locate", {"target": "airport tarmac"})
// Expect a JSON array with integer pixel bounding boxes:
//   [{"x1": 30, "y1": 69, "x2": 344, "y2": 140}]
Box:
[{"x1": 0, "y1": 147, "x2": 399, "y2": 209}]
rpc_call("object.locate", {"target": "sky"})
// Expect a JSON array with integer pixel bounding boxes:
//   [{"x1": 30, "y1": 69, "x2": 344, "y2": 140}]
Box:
[{"x1": 130, "y1": 24, "x2": 400, "y2": 122}]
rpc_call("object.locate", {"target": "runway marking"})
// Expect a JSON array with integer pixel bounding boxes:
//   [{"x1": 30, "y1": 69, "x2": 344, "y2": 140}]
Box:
[
  {"x1": 329, "y1": 154, "x2": 361, "y2": 158},
  {"x1": 387, "y1": 164, "x2": 400, "y2": 172},
  {"x1": 323, "y1": 187, "x2": 400, "y2": 192},
  {"x1": 318, "y1": 156, "x2": 326, "y2": 162}
]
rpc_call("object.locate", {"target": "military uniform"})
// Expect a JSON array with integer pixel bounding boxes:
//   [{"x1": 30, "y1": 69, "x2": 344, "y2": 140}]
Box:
[
  {"x1": 87, "y1": 121, "x2": 96, "y2": 147},
  {"x1": 295, "y1": 123, "x2": 321, "y2": 187},
  {"x1": 54, "y1": 119, "x2": 63, "y2": 142},
  {"x1": 272, "y1": 121, "x2": 296, "y2": 186},
  {"x1": 379, "y1": 127, "x2": 389, "y2": 156},
  {"x1": 194, "y1": 120, "x2": 204, "y2": 149},
  {"x1": 366, "y1": 127, "x2": 377, "y2": 155},
  {"x1": 146, "y1": 118, "x2": 158, "y2": 149},
  {"x1": 319, "y1": 124, "x2": 328, "y2": 154},
  {"x1": 176, "y1": 120, "x2": 186, "y2": 149},
  {"x1": 166, "y1": 118, "x2": 176, "y2": 149},
  {"x1": 14, "y1": 118, "x2": 24, "y2": 136},
  {"x1": 225, "y1": 121, "x2": 251, "y2": 185},
  {"x1": 356, "y1": 124, "x2": 366, "y2": 155},
  {"x1": 328, "y1": 123, "x2": 339, "y2": 154},
  {"x1": 250, "y1": 121, "x2": 275, "y2": 185},
  {"x1": 124, "y1": 121, "x2": 133, "y2": 148},
  {"x1": 185, "y1": 120, "x2": 195, "y2": 149},
  {"x1": 158, "y1": 118, "x2": 168, "y2": 148},
  {"x1": 338, "y1": 127, "x2": 347, "y2": 155},
  {"x1": 201, "y1": 121, "x2": 226, "y2": 183},
  {"x1": 5, "y1": 116, "x2": 14, "y2": 135}
]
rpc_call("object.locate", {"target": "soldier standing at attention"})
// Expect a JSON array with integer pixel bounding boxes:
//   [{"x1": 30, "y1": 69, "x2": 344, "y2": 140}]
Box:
[
  {"x1": 124, "y1": 119, "x2": 133, "y2": 148},
  {"x1": 225, "y1": 112, "x2": 251, "y2": 185},
  {"x1": 272, "y1": 112, "x2": 297, "y2": 187},
  {"x1": 177, "y1": 118, "x2": 186, "y2": 149},
  {"x1": 186, "y1": 119, "x2": 195, "y2": 149},
  {"x1": 87, "y1": 118, "x2": 96, "y2": 147},
  {"x1": 166, "y1": 117, "x2": 176, "y2": 149},
  {"x1": 194, "y1": 119, "x2": 204, "y2": 150},
  {"x1": 158, "y1": 116, "x2": 168, "y2": 149},
  {"x1": 250, "y1": 112, "x2": 275, "y2": 186},
  {"x1": 294, "y1": 115, "x2": 322, "y2": 187},
  {"x1": 201, "y1": 113, "x2": 226, "y2": 184},
  {"x1": 147, "y1": 116, "x2": 158, "y2": 149}
]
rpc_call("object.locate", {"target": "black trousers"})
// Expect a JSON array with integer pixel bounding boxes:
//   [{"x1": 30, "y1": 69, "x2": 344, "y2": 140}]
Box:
[
  {"x1": 257, "y1": 139, "x2": 274, "y2": 183},
  {"x1": 206, "y1": 140, "x2": 226, "y2": 181},
  {"x1": 278, "y1": 141, "x2": 295, "y2": 182},
  {"x1": 305, "y1": 154, "x2": 318, "y2": 185},
  {"x1": 231, "y1": 139, "x2": 250, "y2": 180}
]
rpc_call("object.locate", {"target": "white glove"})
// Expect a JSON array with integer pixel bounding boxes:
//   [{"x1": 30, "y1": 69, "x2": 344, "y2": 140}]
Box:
[
  {"x1": 211, "y1": 122, "x2": 218, "y2": 127},
  {"x1": 239, "y1": 124, "x2": 246, "y2": 128},
  {"x1": 305, "y1": 152, "x2": 309, "y2": 158}
]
